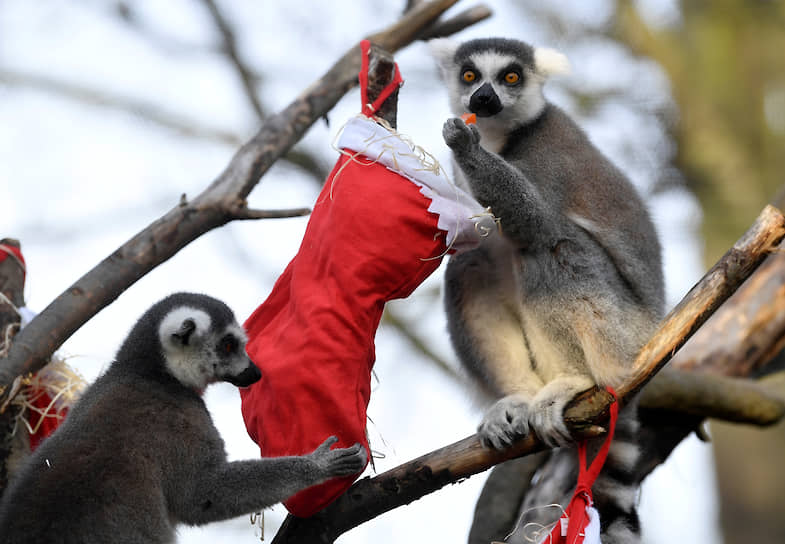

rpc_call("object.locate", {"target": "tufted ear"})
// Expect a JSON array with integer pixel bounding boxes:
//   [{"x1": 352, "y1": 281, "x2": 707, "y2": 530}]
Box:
[
  {"x1": 172, "y1": 318, "x2": 196, "y2": 346},
  {"x1": 428, "y1": 38, "x2": 459, "y2": 78},
  {"x1": 534, "y1": 47, "x2": 570, "y2": 77}
]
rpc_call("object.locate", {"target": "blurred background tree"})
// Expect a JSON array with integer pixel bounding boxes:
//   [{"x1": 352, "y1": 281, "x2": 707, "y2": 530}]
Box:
[{"x1": 612, "y1": 2, "x2": 785, "y2": 542}]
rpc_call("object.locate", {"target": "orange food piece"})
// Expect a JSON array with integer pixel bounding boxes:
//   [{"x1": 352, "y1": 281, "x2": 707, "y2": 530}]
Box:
[{"x1": 461, "y1": 113, "x2": 477, "y2": 125}]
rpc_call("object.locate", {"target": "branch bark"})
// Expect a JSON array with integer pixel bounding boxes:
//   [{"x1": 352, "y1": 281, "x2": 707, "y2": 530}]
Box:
[
  {"x1": 640, "y1": 368, "x2": 785, "y2": 426},
  {"x1": 0, "y1": 239, "x2": 26, "y2": 494},
  {"x1": 0, "y1": 0, "x2": 482, "y2": 392},
  {"x1": 671, "y1": 239, "x2": 785, "y2": 377},
  {"x1": 272, "y1": 204, "x2": 785, "y2": 543}
]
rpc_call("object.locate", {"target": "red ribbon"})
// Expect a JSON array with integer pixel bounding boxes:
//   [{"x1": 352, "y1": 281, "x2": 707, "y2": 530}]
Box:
[
  {"x1": 547, "y1": 387, "x2": 619, "y2": 544},
  {"x1": 358, "y1": 39, "x2": 403, "y2": 118},
  {"x1": 0, "y1": 243, "x2": 26, "y2": 277}
]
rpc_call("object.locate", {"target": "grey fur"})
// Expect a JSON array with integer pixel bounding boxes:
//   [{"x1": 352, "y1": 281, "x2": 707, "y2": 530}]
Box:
[
  {"x1": 0, "y1": 292, "x2": 366, "y2": 544},
  {"x1": 431, "y1": 38, "x2": 664, "y2": 542}
]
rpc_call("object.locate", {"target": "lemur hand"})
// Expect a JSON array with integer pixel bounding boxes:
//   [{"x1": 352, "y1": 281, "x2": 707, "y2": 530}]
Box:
[
  {"x1": 442, "y1": 117, "x2": 481, "y2": 153},
  {"x1": 309, "y1": 436, "x2": 367, "y2": 479}
]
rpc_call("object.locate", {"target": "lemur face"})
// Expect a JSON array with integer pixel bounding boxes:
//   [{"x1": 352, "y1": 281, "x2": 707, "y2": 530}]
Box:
[
  {"x1": 454, "y1": 50, "x2": 532, "y2": 119},
  {"x1": 430, "y1": 37, "x2": 569, "y2": 128},
  {"x1": 159, "y1": 304, "x2": 261, "y2": 391}
]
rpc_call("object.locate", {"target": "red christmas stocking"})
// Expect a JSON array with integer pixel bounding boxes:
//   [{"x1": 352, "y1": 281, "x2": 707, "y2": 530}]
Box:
[
  {"x1": 1, "y1": 242, "x2": 74, "y2": 451},
  {"x1": 240, "y1": 41, "x2": 495, "y2": 517}
]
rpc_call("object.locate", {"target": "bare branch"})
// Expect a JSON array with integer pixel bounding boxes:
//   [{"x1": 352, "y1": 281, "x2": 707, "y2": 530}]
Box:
[
  {"x1": 230, "y1": 206, "x2": 311, "y2": 220},
  {"x1": 0, "y1": 0, "x2": 476, "y2": 395},
  {"x1": 199, "y1": 0, "x2": 265, "y2": 119},
  {"x1": 382, "y1": 309, "x2": 461, "y2": 381},
  {"x1": 0, "y1": 69, "x2": 243, "y2": 145},
  {"x1": 419, "y1": 5, "x2": 493, "y2": 40},
  {"x1": 671, "y1": 238, "x2": 785, "y2": 377},
  {"x1": 0, "y1": 69, "x2": 329, "y2": 182}
]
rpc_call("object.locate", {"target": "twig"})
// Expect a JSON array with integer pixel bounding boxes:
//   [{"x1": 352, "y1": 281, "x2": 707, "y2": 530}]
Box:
[
  {"x1": 419, "y1": 5, "x2": 493, "y2": 40},
  {"x1": 200, "y1": 0, "x2": 265, "y2": 119},
  {"x1": 0, "y1": 69, "x2": 328, "y2": 182},
  {"x1": 230, "y1": 207, "x2": 311, "y2": 220}
]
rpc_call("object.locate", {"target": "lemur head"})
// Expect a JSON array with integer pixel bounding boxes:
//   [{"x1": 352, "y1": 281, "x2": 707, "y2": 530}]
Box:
[
  {"x1": 119, "y1": 292, "x2": 261, "y2": 392},
  {"x1": 430, "y1": 37, "x2": 569, "y2": 135}
]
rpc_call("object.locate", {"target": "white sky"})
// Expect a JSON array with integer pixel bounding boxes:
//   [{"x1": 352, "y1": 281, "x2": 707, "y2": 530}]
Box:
[{"x1": 1, "y1": 1, "x2": 720, "y2": 542}]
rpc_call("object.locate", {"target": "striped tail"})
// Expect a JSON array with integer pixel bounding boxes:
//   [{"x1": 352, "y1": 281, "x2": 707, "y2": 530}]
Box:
[{"x1": 510, "y1": 399, "x2": 642, "y2": 544}]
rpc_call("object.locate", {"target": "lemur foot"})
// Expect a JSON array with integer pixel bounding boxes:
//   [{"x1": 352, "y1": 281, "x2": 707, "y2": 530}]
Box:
[
  {"x1": 310, "y1": 436, "x2": 367, "y2": 478},
  {"x1": 478, "y1": 394, "x2": 531, "y2": 450},
  {"x1": 530, "y1": 391, "x2": 573, "y2": 447},
  {"x1": 442, "y1": 117, "x2": 481, "y2": 153}
]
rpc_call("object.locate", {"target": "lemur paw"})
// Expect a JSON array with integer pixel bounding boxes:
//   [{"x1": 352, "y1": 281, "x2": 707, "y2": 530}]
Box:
[
  {"x1": 478, "y1": 395, "x2": 531, "y2": 450},
  {"x1": 530, "y1": 393, "x2": 573, "y2": 447},
  {"x1": 442, "y1": 117, "x2": 481, "y2": 152},
  {"x1": 311, "y1": 436, "x2": 367, "y2": 478}
]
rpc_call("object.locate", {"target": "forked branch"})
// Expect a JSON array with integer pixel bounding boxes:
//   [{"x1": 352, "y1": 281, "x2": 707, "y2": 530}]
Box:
[{"x1": 0, "y1": 0, "x2": 490, "y2": 392}]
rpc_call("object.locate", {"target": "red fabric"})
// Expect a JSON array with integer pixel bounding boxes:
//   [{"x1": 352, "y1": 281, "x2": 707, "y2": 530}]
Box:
[
  {"x1": 358, "y1": 40, "x2": 403, "y2": 117},
  {"x1": 547, "y1": 388, "x2": 619, "y2": 544},
  {"x1": 241, "y1": 153, "x2": 448, "y2": 517},
  {"x1": 27, "y1": 390, "x2": 67, "y2": 451},
  {"x1": 0, "y1": 243, "x2": 65, "y2": 449},
  {"x1": 0, "y1": 243, "x2": 26, "y2": 277}
]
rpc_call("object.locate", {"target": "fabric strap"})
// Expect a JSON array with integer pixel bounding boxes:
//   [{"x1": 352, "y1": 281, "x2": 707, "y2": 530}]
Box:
[
  {"x1": 544, "y1": 387, "x2": 619, "y2": 544},
  {"x1": 358, "y1": 39, "x2": 403, "y2": 118},
  {"x1": 0, "y1": 243, "x2": 26, "y2": 277}
]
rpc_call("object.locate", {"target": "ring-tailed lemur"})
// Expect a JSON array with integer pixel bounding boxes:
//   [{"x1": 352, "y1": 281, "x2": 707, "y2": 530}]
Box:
[
  {"x1": 430, "y1": 38, "x2": 664, "y2": 543},
  {"x1": 0, "y1": 292, "x2": 367, "y2": 544}
]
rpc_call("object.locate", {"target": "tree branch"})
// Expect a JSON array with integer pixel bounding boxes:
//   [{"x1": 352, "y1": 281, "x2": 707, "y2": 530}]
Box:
[
  {"x1": 671, "y1": 238, "x2": 785, "y2": 377},
  {"x1": 0, "y1": 69, "x2": 329, "y2": 183},
  {"x1": 419, "y1": 5, "x2": 493, "y2": 40},
  {"x1": 0, "y1": 0, "x2": 477, "y2": 392},
  {"x1": 640, "y1": 368, "x2": 785, "y2": 426},
  {"x1": 0, "y1": 239, "x2": 26, "y2": 494},
  {"x1": 199, "y1": 0, "x2": 265, "y2": 120}
]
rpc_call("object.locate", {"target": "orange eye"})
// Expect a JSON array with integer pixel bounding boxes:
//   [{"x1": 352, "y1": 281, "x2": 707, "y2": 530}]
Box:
[
  {"x1": 462, "y1": 70, "x2": 476, "y2": 83},
  {"x1": 504, "y1": 72, "x2": 520, "y2": 84},
  {"x1": 219, "y1": 335, "x2": 238, "y2": 355}
]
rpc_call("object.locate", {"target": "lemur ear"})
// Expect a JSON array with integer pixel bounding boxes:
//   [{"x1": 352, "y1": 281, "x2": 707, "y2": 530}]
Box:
[
  {"x1": 534, "y1": 47, "x2": 570, "y2": 77},
  {"x1": 428, "y1": 38, "x2": 459, "y2": 76},
  {"x1": 172, "y1": 318, "x2": 196, "y2": 346}
]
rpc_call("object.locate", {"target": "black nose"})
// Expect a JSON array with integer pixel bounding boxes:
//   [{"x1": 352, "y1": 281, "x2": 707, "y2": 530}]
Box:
[
  {"x1": 469, "y1": 82, "x2": 502, "y2": 117},
  {"x1": 226, "y1": 362, "x2": 262, "y2": 388}
]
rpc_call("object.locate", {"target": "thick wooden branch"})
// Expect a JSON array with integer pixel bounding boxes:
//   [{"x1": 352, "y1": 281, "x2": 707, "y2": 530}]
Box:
[
  {"x1": 671, "y1": 238, "x2": 785, "y2": 377},
  {"x1": 272, "y1": 205, "x2": 785, "y2": 542},
  {"x1": 640, "y1": 369, "x2": 785, "y2": 426},
  {"x1": 0, "y1": 0, "x2": 480, "y2": 392}
]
